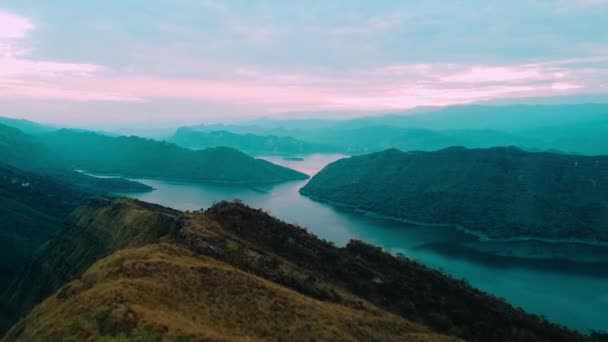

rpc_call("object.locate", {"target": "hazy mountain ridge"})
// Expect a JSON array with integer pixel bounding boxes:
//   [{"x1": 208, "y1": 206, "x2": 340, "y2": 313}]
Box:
[
  {"x1": 0, "y1": 124, "x2": 50, "y2": 170},
  {"x1": 36, "y1": 129, "x2": 308, "y2": 184},
  {"x1": 0, "y1": 124, "x2": 153, "y2": 192},
  {"x1": 170, "y1": 127, "x2": 335, "y2": 155},
  {"x1": 179, "y1": 104, "x2": 608, "y2": 155},
  {"x1": 301, "y1": 147, "x2": 608, "y2": 241},
  {"x1": 2, "y1": 197, "x2": 585, "y2": 341},
  {"x1": 0, "y1": 117, "x2": 56, "y2": 135}
]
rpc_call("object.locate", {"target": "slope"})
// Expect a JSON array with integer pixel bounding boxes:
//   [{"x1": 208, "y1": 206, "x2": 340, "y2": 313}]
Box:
[
  {"x1": 37, "y1": 129, "x2": 309, "y2": 184},
  {"x1": 301, "y1": 147, "x2": 608, "y2": 241},
  {"x1": 2, "y1": 197, "x2": 585, "y2": 341}
]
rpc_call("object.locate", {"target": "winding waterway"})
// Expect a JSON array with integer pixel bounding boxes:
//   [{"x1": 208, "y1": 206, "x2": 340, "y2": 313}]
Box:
[{"x1": 116, "y1": 153, "x2": 608, "y2": 333}]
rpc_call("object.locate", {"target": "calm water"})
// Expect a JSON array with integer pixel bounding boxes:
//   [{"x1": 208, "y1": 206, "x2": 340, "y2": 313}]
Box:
[{"x1": 117, "y1": 153, "x2": 608, "y2": 332}]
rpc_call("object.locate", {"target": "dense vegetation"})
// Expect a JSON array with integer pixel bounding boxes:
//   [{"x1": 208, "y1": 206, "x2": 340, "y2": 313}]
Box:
[
  {"x1": 0, "y1": 121, "x2": 308, "y2": 184},
  {"x1": 301, "y1": 147, "x2": 608, "y2": 241},
  {"x1": 0, "y1": 123, "x2": 152, "y2": 193},
  {"x1": 0, "y1": 163, "x2": 152, "y2": 330},
  {"x1": 36, "y1": 129, "x2": 308, "y2": 183},
  {"x1": 2, "y1": 197, "x2": 588, "y2": 341},
  {"x1": 0, "y1": 165, "x2": 85, "y2": 293},
  {"x1": 171, "y1": 127, "x2": 334, "y2": 155}
]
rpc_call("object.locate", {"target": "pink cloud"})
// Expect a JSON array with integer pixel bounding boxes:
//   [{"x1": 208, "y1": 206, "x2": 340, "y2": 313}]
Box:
[
  {"x1": 1, "y1": 59, "x2": 604, "y2": 111},
  {"x1": 0, "y1": 10, "x2": 113, "y2": 100},
  {"x1": 439, "y1": 66, "x2": 543, "y2": 83},
  {"x1": 0, "y1": 10, "x2": 606, "y2": 114},
  {"x1": 0, "y1": 57, "x2": 104, "y2": 77},
  {"x1": 0, "y1": 11, "x2": 33, "y2": 39}
]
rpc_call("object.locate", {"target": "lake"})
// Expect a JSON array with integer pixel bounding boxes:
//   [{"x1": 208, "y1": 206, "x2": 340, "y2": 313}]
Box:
[{"x1": 118, "y1": 153, "x2": 608, "y2": 333}]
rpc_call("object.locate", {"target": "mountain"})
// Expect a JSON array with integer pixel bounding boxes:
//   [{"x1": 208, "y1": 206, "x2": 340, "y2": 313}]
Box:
[
  {"x1": 0, "y1": 165, "x2": 86, "y2": 292},
  {"x1": 340, "y1": 104, "x2": 608, "y2": 131},
  {"x1": 180, "y1": 105, "x2": 608, "y2": 155},
  {"x1": 35, "y1": 129, "x2": 309, "y2": 184},
  {"x1": 1, "y1": 123, "x2": 153, "y2": 191},
  {"x1": 0, "y1": 123, "x2": 154, "y2": 192},
  {"x1": 519, "y1": 119, "x2": 608, "y2": 155},
  {"x1": 0, "y1": 163, "x2": 152, "y2": 315},
  {"x1": 1, "y1": 197, "x2": 584, "y2": 341},
  {"x1": 0, "y1": 124, "x2": 155, "y2": 312},
  {"x1": 301, "y1": 147, "x2": 608, "y2": 242},
  {"x1": 170, "y1": 127, "x2": 335, "y2": 155},
  {"x1": 306, "y1": 126, "x2": 459, "y2": 154},
  {"x1": 0, "y1": 117, "x2": 55, "y2": 135},
  {"x1": 1, "y1": 123, "x2": 306, "y2": 184},
  {"x1": 186, "y1": 104, "x2": 608, "y2": 133},
  {"x1": 176, "y1": 124, "x2": 545, "y2": 155},
  {"x1": 0, "y1": 124, "x2": 49, "y2": 170}
]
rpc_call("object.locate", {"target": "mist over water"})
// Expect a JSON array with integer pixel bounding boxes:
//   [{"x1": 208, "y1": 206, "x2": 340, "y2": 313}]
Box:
[{"x1": 117, "y1": 154, "x2": 608, "y2": 333}]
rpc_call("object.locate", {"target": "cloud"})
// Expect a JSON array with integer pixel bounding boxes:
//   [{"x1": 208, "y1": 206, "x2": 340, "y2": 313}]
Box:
[
  {"x1": 0, "y1": 11, "x2": 33, "y2": 38},
  {"x1": 0, "y1": 4, "x2": 607, "y2": 122},
  {"x1": 439, "y1": 66, "x2": 543, "y2": 83},
  {"x1": 0, "y1": 10, "x2": 123, "y2": 101}
]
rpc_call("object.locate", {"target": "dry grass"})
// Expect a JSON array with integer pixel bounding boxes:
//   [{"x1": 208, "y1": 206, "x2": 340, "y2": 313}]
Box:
[{"x1": 4, "y1": 243, "x2": 458, "y2": 342}]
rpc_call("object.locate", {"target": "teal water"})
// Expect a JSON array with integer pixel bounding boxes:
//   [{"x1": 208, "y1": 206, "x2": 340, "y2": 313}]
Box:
[{"x1": 117, "y1": 154, "x2": 608, "y2": 333}]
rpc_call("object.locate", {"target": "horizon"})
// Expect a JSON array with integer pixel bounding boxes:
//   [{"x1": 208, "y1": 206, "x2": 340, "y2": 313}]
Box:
[
  {"x1": 1, "y1": 1, "x2": 607, "y2": 127},
  {"x1": 3, "y1": 101, "x2": 608, "y2": 136}
]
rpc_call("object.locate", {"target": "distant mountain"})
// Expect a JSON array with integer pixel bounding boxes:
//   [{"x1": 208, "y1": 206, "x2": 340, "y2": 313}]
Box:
[
  {"x1": 1, "y1": 197, "x2": 584, "y2": 341},
  {"x1": 308, "y1": 126, "x2": 459, "y2": 153},
  {"x1": 0, "y1": 124, "x2": 49, "y2": 169},
  {"x1": 481, "y1": 93, "x2": 608, "y2": 105},
  {"x1": 187, "y1": 104, "x2": 608, "y2": 133},
  {"x1": 170, "y1": 127, "x2": 335, "y2": 155},
  {"x1": 344, "y1": 104, "x2": 608, "y2": 131},
  {"x1": 301, "y1": 147, "x2": 608, "y2": 241},
  {"x1": 36, "y1": 129, "x2": 309, "y2": 184},
  {"x1": 182, "y1": 104, "x2": 608, "y2": 155},
  {"x1": 0, "y1": 117, "x2": 56, "y2": 135},
  {"x1": 176, "y1": 124, "x2": 546, "y2": 155},
  {"x1": 0, "y1": 124, "x2": 154, "y2": 192},
  {"x1": 1, "y1": 122, "x2": 307, "y2": 184},
  {"x1": 441, "y1": 129, "x2": 543, "y2": 149}
]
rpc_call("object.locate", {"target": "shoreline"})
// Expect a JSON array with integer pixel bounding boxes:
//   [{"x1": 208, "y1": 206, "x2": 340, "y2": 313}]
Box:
[
  {"x1": 300, "y1": 191, "x2": 608, "y2": 247},
  {"x1": 75, "y1": 169, "x2": 307, "y2": 186}
]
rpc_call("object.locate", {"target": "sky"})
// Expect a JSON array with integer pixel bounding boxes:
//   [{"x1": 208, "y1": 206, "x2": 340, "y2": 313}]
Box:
[{"x1": 0, "y1": 0, "x2": 607, "y2": 128}]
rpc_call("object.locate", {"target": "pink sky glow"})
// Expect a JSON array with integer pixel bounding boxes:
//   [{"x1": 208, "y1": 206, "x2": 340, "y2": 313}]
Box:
[{"x1": 0, "y1": 8, "x2": 607, "y2": 124}]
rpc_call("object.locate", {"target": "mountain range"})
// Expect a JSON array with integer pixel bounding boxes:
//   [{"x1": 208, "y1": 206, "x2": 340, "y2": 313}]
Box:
[
  {"x1": 0, "y1": 122, "x2": 308, "y2": 185},
  {"x1": 170, "y1": 127, "x2": 334, "y2": 155},
  {"x1": 172, "y1": 104, "x2": 608, "y2": 156}
]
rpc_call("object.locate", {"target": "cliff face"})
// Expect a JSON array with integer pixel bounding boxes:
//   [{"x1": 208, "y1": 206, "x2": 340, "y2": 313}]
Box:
[
  {"x1": 2, "y1": 197, "x2": 585, "y2": 341},
  {"x1": 301, "y1": 147, "x2": 608, "y2": 241}
]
